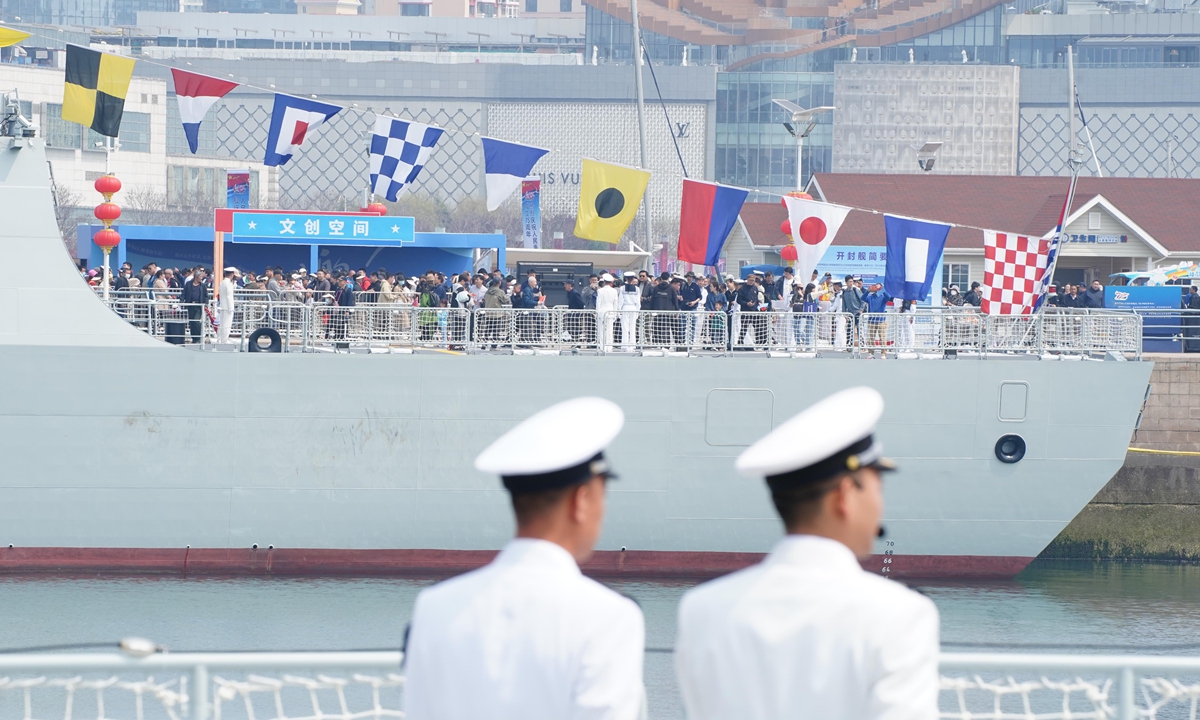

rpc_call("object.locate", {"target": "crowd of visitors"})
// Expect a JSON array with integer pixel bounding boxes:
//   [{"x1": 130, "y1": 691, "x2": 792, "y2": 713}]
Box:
[{"x1": 91, "y1": 260, "x2": 1200, "y2": 353}]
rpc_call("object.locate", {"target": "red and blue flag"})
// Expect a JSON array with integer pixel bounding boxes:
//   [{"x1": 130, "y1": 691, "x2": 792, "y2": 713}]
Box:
[{"x1": 677, "y1": 179, "x2": 748, "y2": 267}]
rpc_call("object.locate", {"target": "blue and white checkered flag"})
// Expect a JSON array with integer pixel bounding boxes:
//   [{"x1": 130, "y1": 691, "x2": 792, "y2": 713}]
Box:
[{"x1": 369, "y1": 115, "x2": 444, "y2": 201}]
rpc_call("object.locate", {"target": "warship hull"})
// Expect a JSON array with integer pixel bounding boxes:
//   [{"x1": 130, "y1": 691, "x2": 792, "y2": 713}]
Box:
[{"x1": 0, "y1": 138, "x2": 1152, "y2": 580}]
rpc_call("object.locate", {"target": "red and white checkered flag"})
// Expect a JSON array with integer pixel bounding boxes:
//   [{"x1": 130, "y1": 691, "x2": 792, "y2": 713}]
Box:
[{"x1": 983, "y1": 231, "x2": 1049, "y2": 316}]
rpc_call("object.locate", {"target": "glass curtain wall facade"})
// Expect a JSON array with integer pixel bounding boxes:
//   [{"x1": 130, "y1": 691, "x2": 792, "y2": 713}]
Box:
[
  {"x1": 874, "y1": 6, "x2": 1006, "y2": 64},
  {"x1": 716, "y1": 72, "x2": 834, "y2": 193},
  {"x1": 585, "y1": 5, "x2": 732, "y2": 66},
  {"x1": 1, "y1": 0, "x2": 179, "y2": 27}
]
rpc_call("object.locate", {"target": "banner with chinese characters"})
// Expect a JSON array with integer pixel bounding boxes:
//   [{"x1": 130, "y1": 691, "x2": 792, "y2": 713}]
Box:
[
  {"x1": 226, "y1": 170, "x2": 250, "y2": 209},
  {"x1": 229, "y1": 211, "x2": 415, "y2": 245},
  {"x1": 815, "y1": 244, "x2": 942, "y2": 306},
  {"x1": 521, "y1": 178, "x2": 541, "y2": 249}
]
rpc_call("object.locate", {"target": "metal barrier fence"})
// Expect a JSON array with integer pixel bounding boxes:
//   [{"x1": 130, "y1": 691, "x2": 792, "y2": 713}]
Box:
[
  {"x1": 0, "y1": 650, "x2": 403, "y2": 720},
  {"x1": 938, "y1": 652, "x2": 1200, "y2": 720},
  {"x1": 95, "y1": 300, "x2": 1145, "y2": 358},
  {"x1": 2, "y1": 650, "x2": 1198, "y2": 720}
]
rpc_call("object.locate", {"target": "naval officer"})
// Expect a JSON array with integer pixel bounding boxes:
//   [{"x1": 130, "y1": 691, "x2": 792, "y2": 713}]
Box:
[
  {"x1": 404, "y1": 397, "x2": 645, "y2": 720},
  {"x1": 675, "y1": 386, "x2": 940, "y2": 720}
]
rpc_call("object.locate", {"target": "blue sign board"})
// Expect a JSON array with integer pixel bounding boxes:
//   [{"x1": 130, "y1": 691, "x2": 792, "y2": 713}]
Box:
[
  {"x1": 1107, "y1": 285, "x2": 1185, "y2": 353},
  {"x1": 231, "y1": 212, "x2": 415, "y2": 245},
  {"x1": 816, "y1": 245, "x2": 943, "y2": 306}
]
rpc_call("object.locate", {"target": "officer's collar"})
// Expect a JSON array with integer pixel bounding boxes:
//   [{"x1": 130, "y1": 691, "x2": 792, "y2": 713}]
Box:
[
  {"x1": 495, "y1": 538, "x2": 582, "y2": 575},
  {"x1": 765, "y1": 535, "x2": 862, "y2": 574}
]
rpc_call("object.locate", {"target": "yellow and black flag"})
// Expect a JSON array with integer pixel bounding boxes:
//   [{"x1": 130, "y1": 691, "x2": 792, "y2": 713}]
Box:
[
  {"x1": 62, "y1": 44, "x2": 136, "y2": 138},
  {"x1": 574, "y1": 158, "x2": 651, "y2": 244}
]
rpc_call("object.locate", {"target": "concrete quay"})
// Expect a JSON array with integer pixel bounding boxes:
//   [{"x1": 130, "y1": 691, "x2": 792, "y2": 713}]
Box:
[{"x1": 1043, "y1": 356, "x2": 1200, "y2": 561}]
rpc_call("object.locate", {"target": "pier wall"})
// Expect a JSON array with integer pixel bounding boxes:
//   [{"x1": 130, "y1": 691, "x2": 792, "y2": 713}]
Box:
[{"x1": 1042, "y1": 356, "x2": 1200, "y2": 561}]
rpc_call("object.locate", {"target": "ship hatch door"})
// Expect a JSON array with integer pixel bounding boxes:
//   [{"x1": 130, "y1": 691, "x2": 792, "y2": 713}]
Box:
[
  {"x1": 705, "y1": 389, "x2": 774, "y2": 446},
  {"x1": 998, "y1": 382, "x2": 1029, "y2": 422}
]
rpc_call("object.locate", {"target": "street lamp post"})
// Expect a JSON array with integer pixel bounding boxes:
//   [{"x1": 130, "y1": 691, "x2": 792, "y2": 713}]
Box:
[{"x1": 772, "y1": 99, "x2": 835, "y2": 192}]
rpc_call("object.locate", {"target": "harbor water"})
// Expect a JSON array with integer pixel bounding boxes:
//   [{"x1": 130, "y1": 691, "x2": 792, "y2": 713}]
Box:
[{"x1": 4, "y1": 559, "x2": 1200, "y2": 719}]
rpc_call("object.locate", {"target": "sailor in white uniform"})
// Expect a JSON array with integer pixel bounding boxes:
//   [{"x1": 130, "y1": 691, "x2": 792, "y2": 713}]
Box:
[
  {"x1": 675, "y1": 386, "x2": 940, "y2": 720},
  {"x1": 217, "y1": 267, "x2": 238, "y2": 345},
  {"x1": 595, "y1": 274, "x2": 620, "y2": 352},
  {"x1": 404, "y1": 397, "x2": 646, "y2": 720},
  {"x1": 616, "y1": 271, "x2": 642, "y2": 351}
]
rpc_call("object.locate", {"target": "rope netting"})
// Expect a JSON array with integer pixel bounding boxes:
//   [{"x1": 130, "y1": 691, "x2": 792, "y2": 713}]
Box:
[
  {"x1": 939, "y1": 675, "x2": 1200, "y2": 720},
  {"x1": 0, "y1": 673, "x2": 404, "y2": 720}
]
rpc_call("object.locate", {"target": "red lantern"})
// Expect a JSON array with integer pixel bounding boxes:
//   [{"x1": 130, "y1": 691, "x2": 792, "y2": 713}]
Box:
[
  {"x1": 779, "y1": 219, "x2": 792, "y2": 237},
  {"x1": 367, "y1": 202, "x2": 388, "y2": 216},
  {"x1": 93, "y1": 228, "x2": 121, "y2": 250},
  {"x1": 780, "y1": 244, "x2": 799, "y2": 262},
  {"x1": 782, "y1": 191, "x2": 812, "y2": 204},
  {"x1": 94, "y1": 174, "x2": 122, "y2": 198},
  {"x1": 94, "y1": 202, "x2": 122, "y2": 223}
]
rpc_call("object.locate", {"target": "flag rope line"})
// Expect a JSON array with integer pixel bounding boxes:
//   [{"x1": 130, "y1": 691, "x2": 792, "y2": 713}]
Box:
[
  {"x1": 98, "y1": 51, "x2": 1069, "y2": 240},
  {"x1": 640, "y1": 38, "x2": 688, "y2": 179}
]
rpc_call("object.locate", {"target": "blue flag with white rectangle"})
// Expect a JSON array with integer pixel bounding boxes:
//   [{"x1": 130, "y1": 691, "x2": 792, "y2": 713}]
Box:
[
  {"x1": 883, "y1": 214, "x2": 951, "y2": 301},
  {"x1": 482, "y1": 137, "x2": 549, "y2": 211}
]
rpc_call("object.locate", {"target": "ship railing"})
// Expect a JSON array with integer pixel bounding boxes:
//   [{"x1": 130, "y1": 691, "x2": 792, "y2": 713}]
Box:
[
  {"x1": 2, "y1": 650, "x2": 1199, "y2": 720},
  {"x1": 730, "y1": 311, "x2": 854, "y2": 353},
  {"x1": 938, "y1": 652, "x2": 1200, "y2": 720},
  {"x1": 626, "y1": 310, "x2": 729, "y2": 353},
  {"x1": 224, "y1": 300, "x2": 309, "y2": 352},
  {"x1": 0, "y1": 649, "x2": 403, "y2": 720}
]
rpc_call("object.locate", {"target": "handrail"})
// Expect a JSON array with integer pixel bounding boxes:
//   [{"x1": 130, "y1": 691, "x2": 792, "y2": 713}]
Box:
[{"x1": 92, "y1": 298, "x2": 1146, "y2": 359}]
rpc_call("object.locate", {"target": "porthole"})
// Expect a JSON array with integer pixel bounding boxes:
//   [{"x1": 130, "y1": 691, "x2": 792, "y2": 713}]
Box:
[{"x1": 995, "y1": 434, "x2": 1026, "y2": 464}]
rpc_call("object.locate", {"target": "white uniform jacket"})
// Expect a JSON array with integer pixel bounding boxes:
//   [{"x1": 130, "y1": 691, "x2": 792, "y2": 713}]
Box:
[
  {"x1": 675, "y1": 535, "x2": 939, "y2": 720},
  {"x1": 596, "y1": 286, "x2": 620, "y2": 316},
  {"x1": 219, "y1": 279, "x2": 236, "y2": 313},
  {"x1": 405, "y1": 539, "x2": 645, "y2": 720},
  {"x1": 617, "y1": 285, "x2": 642, "y2": 311}
]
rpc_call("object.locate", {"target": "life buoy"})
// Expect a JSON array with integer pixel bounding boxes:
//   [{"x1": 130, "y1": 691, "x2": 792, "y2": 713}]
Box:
[
  {"x1": 994, "y1": 434, "x2": 1026, "y2": 464},
  {"x1": 247, "y1": 328, "x2": 282, "y2": 353}
]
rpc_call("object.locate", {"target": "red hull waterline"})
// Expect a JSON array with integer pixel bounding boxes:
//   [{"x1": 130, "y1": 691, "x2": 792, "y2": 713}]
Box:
[{"x1": 0, "y1": 548, "x2": 1035, "y2": 580}]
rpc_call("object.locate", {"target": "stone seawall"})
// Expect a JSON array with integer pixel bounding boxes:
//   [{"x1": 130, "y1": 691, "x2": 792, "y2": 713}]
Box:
[{"x1": 1042, "y1": 356, "x2": 1200, "y2": 561}]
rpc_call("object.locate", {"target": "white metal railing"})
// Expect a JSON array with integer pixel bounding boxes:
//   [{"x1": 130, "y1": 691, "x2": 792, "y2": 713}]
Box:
[
  {"x1": 938, "y1": 652, "x2": 1200, "y2": 720},
  {"x1": 2, "y1": 650, "x2": 1198, "y2": 720},
  {"x1": 94, "y1": 299, "x2": 1145, "y2": 359},
  {"x1": 0, "y1": 650, "x2": 403, "y2": 720}
]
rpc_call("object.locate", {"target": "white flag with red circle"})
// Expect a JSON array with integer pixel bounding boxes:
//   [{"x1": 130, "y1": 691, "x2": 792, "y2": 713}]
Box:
[{"x1": 782, "y1": 195, "x2": 852, "y2": 284}]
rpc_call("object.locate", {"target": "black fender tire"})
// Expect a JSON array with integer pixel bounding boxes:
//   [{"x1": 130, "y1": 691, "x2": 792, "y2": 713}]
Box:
[{"x1": 247, "y1": 328, "x2": 282, "y2": 353}]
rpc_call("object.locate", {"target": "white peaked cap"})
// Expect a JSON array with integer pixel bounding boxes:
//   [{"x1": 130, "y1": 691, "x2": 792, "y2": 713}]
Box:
[
  {"x1": 623, "y1": 271, "x2": 637, "y2": 278},
  {"x1": 601, "y1": 273, "x2": 615, "y2": 282},
  {"x1": 224, "y1": 267, "x2": 239, "y2": 273},
  {"x1": 736, "y1": 386, "x2": 888, "y2": 479},
  {"x1": 475, "y1": 397, "x2": 625, "y2": 479}
]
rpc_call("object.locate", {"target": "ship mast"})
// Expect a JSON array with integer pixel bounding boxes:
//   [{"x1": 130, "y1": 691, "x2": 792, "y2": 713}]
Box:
[
  {"x1": 629, "y1": 0, "x2": 653, "y2": 249},
  {"x1": 1041, "y1": 44, "x2": 1082, "y2": 299}
]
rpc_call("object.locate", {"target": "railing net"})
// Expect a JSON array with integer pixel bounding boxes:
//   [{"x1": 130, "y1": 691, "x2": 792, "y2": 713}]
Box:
[{"x1": 0, "y1": 672, "x2": 404, "y2": 720}]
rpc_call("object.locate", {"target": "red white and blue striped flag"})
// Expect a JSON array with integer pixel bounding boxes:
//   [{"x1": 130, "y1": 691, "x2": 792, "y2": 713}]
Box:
[
  {"x1": 170, "y1": 68, "x2": 238, "y2": 155},
  {"x1": 677, "y1": 179, "x2": 748, "y2": 267}
]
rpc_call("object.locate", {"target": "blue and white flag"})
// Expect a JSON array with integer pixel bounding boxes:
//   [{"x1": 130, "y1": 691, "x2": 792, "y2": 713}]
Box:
[
  {"x1": 482, "y1": 137, "x2": 549, "y2": 211},
  {"x1": 369, "y1": 116, "x2": 444, "y2": 202},
  {"x1": 883, "y1": 214, "x2": 951, "y2": 301},
  {"x1": 264, "y1": 93, "x2": 343, "y2": 167}
]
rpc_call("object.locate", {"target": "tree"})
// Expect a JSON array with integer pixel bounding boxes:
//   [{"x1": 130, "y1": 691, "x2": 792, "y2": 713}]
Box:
[{"x1": 51, "y1": 182, "x2": 81, "y2": 255}]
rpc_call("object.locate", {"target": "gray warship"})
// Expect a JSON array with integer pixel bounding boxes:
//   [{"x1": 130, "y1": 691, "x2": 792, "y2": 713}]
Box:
[{"x1": 0, "y1": 102, "x2": 1152, "y2": 579}]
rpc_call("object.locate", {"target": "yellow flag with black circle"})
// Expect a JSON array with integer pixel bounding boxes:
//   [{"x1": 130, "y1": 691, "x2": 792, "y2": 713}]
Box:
[
  {"x1": 62, "y1": 44, "x2": 136, "y2": 138},
  {"x1": 574, "y1": 158, "x2": 651, "y2": 244}
]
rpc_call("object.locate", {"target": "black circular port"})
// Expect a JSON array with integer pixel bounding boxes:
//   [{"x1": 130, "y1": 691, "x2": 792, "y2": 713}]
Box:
[{"x1": 995, "y1": 434, "x2": 1026, "y2": 464}]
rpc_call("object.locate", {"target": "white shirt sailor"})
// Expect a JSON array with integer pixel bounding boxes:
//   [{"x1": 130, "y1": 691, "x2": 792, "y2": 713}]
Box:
[
  {"x1": 405, "y1": 538, "x2": 645, "y2": 720},
  {"x1": 219, "y1": 278, "x2": 236, "y2": 313},
  {"x1": 675, "y1": 535, "x2": 940, "y2": 720},
  {"x1": 596, "y1": 284, "x2": 620, "y2": 316}
]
